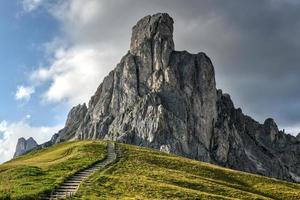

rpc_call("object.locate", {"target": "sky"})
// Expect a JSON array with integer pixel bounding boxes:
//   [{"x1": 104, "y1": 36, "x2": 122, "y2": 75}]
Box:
[{"x1": 0, "y1": 0, "x2": 300, "y2": 163}]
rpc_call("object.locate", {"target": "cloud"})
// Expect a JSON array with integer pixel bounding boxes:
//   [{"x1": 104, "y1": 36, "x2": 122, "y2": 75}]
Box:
[
  {"x1": 30, "y1": 45, "x2": 118, "y2": 105},
  {"x1": 15, "y1": 85, "x2": 35, "y2": 101},
  {"x1": 0, "y1": 119, "x2": 62, "y2": 163},
  {"x1": 27, "y1": 0, "x2": 128, "y2": 106},
  {"x1": 284, "y1": 123, "x2": 300, "y2": 136},
  {"x1": 22, "y1": 0, "x2": 44, "y2": 12},
  {"x1": 20, "y1": 0, "x2": 300, "y2": 134},
  {"x1": 50, "y1": 0, "x2": 103, "y2": 28}
]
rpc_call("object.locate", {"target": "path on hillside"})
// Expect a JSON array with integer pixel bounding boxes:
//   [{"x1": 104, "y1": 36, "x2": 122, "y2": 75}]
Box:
[{"x1": 43, "y1": 142, "x2": 117, "y2": 200}]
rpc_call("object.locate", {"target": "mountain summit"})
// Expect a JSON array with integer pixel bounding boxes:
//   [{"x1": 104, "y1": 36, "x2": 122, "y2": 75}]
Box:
[
  {"x1": 16, "y1": 13, "x2": 300, "y2": 182},
  {"x1": 14, "y1": 137, "x2": 37, "y2": 158}
]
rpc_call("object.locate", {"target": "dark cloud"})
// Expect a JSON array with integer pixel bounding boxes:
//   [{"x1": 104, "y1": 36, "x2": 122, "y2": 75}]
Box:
[{"x1": 51, "y1": 0, "x2": 300, "y2": 133}]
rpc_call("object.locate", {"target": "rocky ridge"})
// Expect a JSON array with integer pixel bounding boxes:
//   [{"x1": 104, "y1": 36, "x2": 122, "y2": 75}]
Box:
[
  {"x1": 14, "y1": 137, "x2": 38, "y2": 158},
  {"x1": 15, "y1": 13, "x2": 300, "y2": 182}
]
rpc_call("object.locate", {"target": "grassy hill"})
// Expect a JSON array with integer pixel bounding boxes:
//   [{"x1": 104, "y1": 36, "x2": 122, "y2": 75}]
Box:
[
  {"x1": 0, "y1": 141, "x2": 106, "y2": 199},
  {"x1": 0, "y1": 141, "x2": 300, "y2": 199}
]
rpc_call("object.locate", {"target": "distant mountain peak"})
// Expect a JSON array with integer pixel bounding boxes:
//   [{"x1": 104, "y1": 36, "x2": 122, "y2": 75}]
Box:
[{"x1": 14, "y1": 137, "x2": 38, "y2": 158}]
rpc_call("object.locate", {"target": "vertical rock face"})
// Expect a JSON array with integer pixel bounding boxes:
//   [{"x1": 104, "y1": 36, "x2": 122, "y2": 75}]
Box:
[
  {"x1": 54, "y1": 103, "x2": 88, "y2": 143},
  {"x1": 211, "y1": 90, "x2": 300, "y2": 181},
  {"x1": 32, "y1": 13, "x2": 300, "y2": 182},
  {"x1": 297, "y1": 133, "x2": 300, "y2": 141},
  {"x1": 14, "y1": 137, "x2": 38, "y2": 158},
  {"x1": 130, "y1": 13, "x2": 174, "y2": 95},
  {"x1": 53, "y1": 13, "x2": 217, "y2": 161}
]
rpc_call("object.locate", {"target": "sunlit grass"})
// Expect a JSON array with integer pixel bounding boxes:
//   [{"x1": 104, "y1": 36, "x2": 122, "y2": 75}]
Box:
[
  {"x1": 1, "y1": 140, "x2": 299, "y2": 200},
  {"x1": 0, "y1": 140, "x2": 106, "y2": 199},
  {"x1": 74, "y1": 144, "x2": 300, "y2": 200}
]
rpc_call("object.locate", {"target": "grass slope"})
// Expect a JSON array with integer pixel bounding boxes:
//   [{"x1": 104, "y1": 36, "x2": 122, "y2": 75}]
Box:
[
  {"x1": 0, "y1": 141, "x2": 299, "y2": 200},
  {"x1": 0, "y1": 141, "x2": 106, "y2": 199},
  {"x1": 74, "y1": 143, "x2": 300, "y2": 200}
]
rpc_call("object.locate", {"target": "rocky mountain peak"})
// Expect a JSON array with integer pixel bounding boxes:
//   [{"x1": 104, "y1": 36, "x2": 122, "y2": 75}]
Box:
[
  {"x1": 14, "y1": 137, "x2": 38, "y2": 158},
  {"x1": 130, "y1": 13, "x2": 175, "y2": 95},
  {"x1": 263, "y1": 118, "x2": 278, "y2": 130},
  {"x1": 130, "y1": 13, "x2": 174, "y2": 57},
  {"x1": 18, "y1": 137, "x2": 26, "y2": 142},
  {"x1": 263, "y1": 118, "x2": 279, "y2": 142},
  {"x1": 17, "y1": 13, "x2": 300, "y2": 182},
  {"x1": 27, "y1": 137, "x2": 34, "y2": 141}
]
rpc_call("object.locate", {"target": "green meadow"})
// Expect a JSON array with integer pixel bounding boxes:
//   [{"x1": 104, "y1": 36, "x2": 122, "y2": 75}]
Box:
[
  {"x1": 0, "y1": 141, "x2": 106, "y2": 199},
  {"x1": 0, "y1": 140, "x2": 299, "y2": 199},
  {"x1": 74, "y1": 143, "x2": 300, "y2": 200}
]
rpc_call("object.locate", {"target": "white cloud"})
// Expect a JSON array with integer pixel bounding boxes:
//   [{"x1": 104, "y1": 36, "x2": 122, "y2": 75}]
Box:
[
  {"x1": 50, "y1": 0, "x2": 103, "y2": 27},
  {"x1": 0, "y1": 119, "x2": 62, "y2": 163},
  {"x1": 22, "y1": 0, "x2": 44, "y2": 12},
  {"x1": 281, "y1": 124, "x2": 300, "y2": 136},
  {"x1": 24, "y1": 0, "x2": 126, "y2": 106},
  {"x1": 15, "y1": 85, "x2": 35, "y2": 101},
  {"x1": 30, "y1": 45, "x2": 117, "y2": 105}
]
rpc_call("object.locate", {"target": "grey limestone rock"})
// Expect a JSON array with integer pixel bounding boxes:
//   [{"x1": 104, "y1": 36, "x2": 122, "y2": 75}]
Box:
[
  {"x1": 53, "y1": 103, "x2": 87, "y2": 143},
  {"x1": 13, "y1": 137, "x2": 38, "y2": 158},
  {"x1": 296, "y1": 133, "x2": 300, "y2": 141},
  {"x1": 22, "y1": 13, "x2": 300, "y2": 182}
]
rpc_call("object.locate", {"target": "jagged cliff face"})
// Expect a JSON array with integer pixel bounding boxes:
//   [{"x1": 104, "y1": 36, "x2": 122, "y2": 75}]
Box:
[
  {"x1": 56, "y1": 13, "x2": 217, "y2": 162},
  {"x1": 14, "y1": 137, "x2": 38, "y2": 158},
  {"x1": 212, "y1": 91, "x2": 300, "y2": 181},
  {"x1": 35, "y1": 13, "x2": 300, "y2": 182}
]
